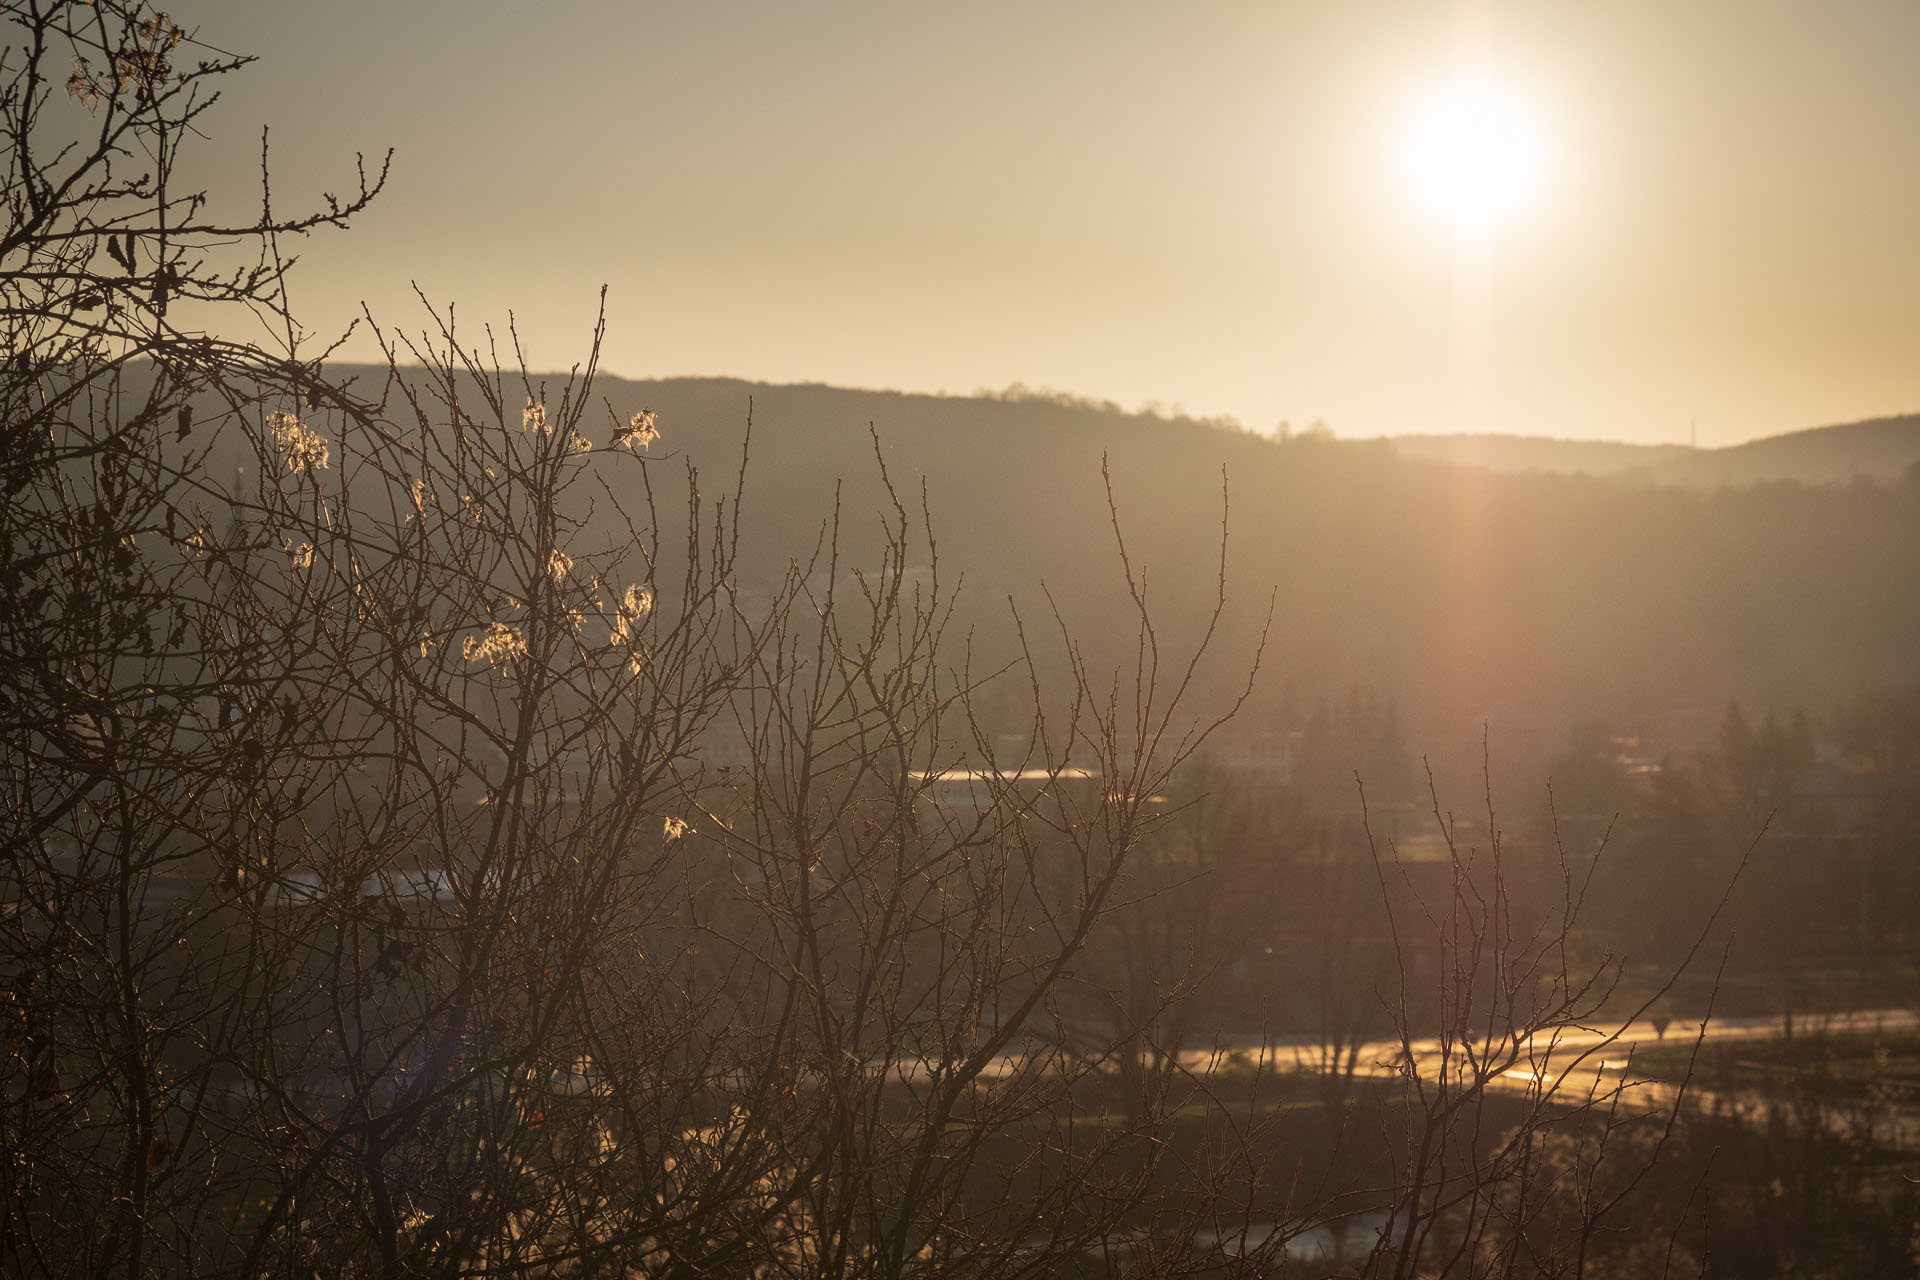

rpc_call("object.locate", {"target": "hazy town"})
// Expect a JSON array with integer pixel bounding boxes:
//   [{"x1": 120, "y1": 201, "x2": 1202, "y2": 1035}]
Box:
[{"x1": 5, "y1": 3, "x2": 1919, "y2": 1276}]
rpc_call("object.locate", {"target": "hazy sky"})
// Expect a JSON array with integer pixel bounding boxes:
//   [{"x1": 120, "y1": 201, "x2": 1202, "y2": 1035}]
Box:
[{"x1": 189, "y1": 1, "x2": 1920, "y2": 445}]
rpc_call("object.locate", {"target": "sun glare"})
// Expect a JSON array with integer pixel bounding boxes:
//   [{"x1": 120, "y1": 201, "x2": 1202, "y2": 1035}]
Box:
[{"x1": 1400, "y1": 73, "x2": 1547, "y2": 240}]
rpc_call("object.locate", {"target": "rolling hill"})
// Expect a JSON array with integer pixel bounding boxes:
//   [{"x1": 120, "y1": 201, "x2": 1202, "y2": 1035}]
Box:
[
  {"x1": 183, "y1": 367, "x2": 1920, "y2": 763},
  {"x1": 1386, "y1": 413, "x2": 1920, "y2": 486}
]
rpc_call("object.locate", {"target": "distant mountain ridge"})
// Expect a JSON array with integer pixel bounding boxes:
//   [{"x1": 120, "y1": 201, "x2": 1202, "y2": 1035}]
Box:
[
  {"x1": 1386, "y1": 413, "x2": 1920, "y2": 486},
  {"x1": 235, "y1": 367, "x2": 1919, "y2": 752},
  {"x1": 331, "y1": 363, "x2": 1919, "y2": 490}
]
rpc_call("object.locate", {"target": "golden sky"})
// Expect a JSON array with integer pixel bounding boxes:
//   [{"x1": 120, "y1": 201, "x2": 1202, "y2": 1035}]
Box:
[{"x1": 193, "y1": 1, "x2": 1920, "y2": 446}]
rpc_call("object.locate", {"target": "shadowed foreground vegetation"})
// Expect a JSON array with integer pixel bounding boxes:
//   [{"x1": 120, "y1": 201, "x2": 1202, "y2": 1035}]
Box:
[{"x1": 5, "y1": 3, "x2": 1919, "y2": 1276}]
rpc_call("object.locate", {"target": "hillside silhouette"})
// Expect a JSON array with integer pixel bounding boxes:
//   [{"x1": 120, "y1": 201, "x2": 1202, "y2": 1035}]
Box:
[
  {"x1": 1389, "y1": 412, "x2": 1920, "y2": 486},
  {"x1": 224, "y1": 370, "x2": 1920, "y2": 756}
]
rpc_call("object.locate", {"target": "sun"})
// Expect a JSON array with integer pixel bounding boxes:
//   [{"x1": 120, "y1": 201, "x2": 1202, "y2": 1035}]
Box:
[{"x1": 1399, "y1": 73, "x2": 1548, "y2": 241}]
